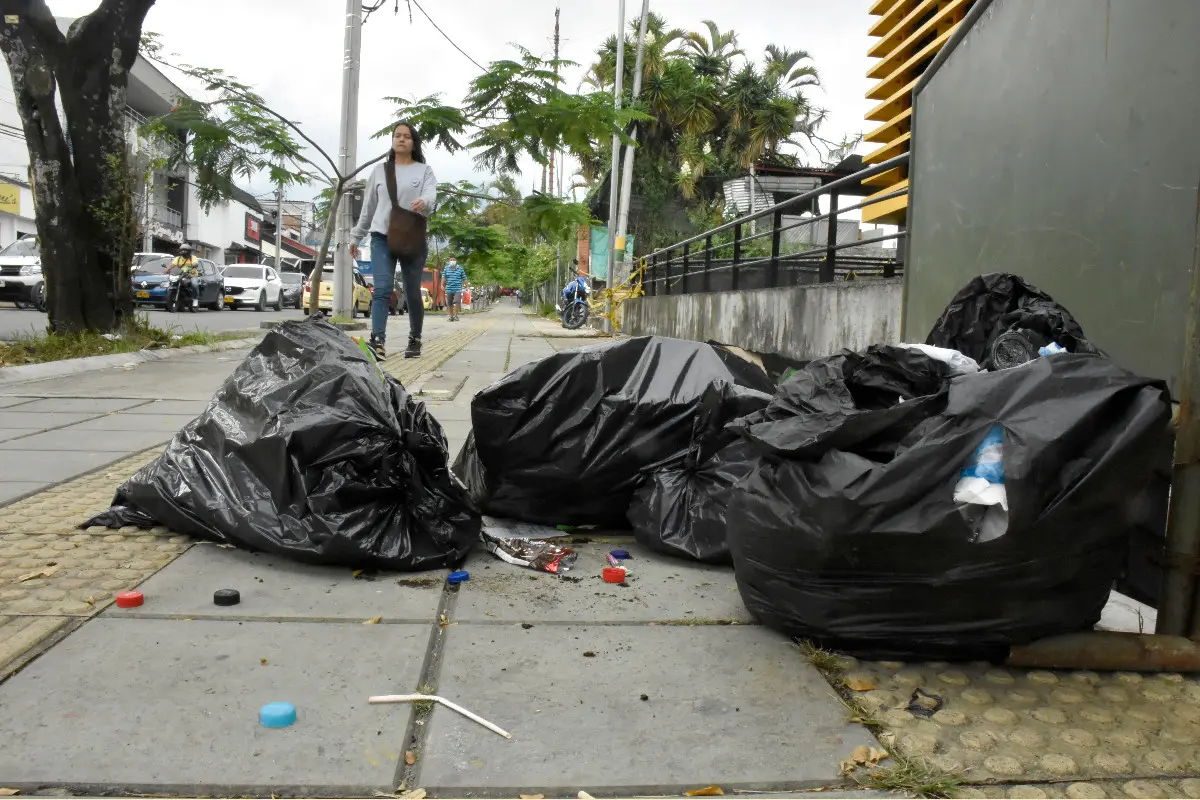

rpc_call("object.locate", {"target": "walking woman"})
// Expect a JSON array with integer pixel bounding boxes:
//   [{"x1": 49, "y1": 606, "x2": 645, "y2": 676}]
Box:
[{"x1": 351, "y1": 122, "x2": 437, "y2": 359}]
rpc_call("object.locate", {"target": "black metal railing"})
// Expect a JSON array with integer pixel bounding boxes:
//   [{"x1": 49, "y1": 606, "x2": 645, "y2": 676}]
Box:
[{"x1": 643, "y1": 153, "x2": 908, "y2": 296}]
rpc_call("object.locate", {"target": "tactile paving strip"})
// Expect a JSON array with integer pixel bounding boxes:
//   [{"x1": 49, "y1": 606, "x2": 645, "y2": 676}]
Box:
[{"x1": 836, "y1": 658, "x2": 1200, "y2": 784}]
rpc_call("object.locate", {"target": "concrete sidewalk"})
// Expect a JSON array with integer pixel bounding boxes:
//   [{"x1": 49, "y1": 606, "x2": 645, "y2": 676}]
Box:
[{"x1": 1, "y1": 304, "x2": 1197, "y2": 799}]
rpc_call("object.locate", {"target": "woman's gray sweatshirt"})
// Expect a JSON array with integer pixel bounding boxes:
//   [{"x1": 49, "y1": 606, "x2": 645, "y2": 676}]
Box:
[{"x1": 350, "y1": 160, "x2": 437, "y2": 242}]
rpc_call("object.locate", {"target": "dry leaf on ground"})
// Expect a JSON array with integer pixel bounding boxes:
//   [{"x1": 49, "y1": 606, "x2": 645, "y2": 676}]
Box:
[
  {"x1": 850, "y1": 745, "x2": 870, "y2": 764},
  {"x1": 405, "y1": 751, "x2": 416, "y2": 766},
  {"x1": 17, "y1": 564, "x2": 60, "y2": 582},
  {"x1": 400, "y1": 789, "x2": 426, "y2": 800},
  {"x1": 363, "y1": 616, "x2": 382, "y2": 625},
  {"x1": 868, "y1": 747, "x2": 889, "y2": 764},
  {"x1": 684, "y1": 787, "x2": 724, "y2": 797},
  {"x1": 844, "y1": 676, "x2": 876, "y2": 691},
  {"x1": 260, "y1": 658, "x2": 268, "y2": 666}
]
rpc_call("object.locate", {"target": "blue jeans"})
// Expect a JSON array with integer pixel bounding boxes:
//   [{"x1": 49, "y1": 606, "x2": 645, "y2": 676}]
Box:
[{"x1": 369, "y1": 233, "x2": 426, "y2": 343}]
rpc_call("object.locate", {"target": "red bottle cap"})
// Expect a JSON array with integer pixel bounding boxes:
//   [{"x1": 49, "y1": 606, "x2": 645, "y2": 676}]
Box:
[
  {"x1": 602, "y1": 567, "x2": 626, "y2": 584},
  {"x1": 115, "y1": 590, "x2": 144, "y2": 608}
]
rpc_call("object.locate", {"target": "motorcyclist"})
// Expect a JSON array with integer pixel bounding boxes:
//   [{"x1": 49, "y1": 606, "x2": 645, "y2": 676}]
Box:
[{"x1": 168, "y1": 244, "x2": 200, "y2": 311}]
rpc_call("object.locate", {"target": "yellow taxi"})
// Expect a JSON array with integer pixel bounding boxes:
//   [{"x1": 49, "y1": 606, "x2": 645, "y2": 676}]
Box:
[{"x1": 302, "y1": 267, "x2": 372, "y2": 316}]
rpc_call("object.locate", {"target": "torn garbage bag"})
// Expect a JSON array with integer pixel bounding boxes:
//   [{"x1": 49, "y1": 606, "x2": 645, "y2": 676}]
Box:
[
  {"x1": 626, "y1": 386, "x2": 771, "y2": 564},
  {"x1": 728, "y1": 346, "x2": 1170, "y2": 661},
  {"x1": 926, "y1": 273, "x2": 1100, "y2": 369},
  {"x1": 84, "y1": 319, "x2": 480, "y2": 570},
  {"x1": 453, "y1": 336, "x2": 773, "y2": 527}
]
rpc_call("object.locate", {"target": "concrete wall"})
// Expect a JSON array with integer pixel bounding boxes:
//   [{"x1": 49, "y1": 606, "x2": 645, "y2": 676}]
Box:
[{"x1": 621, "y1": 278, "x2": 902, "y2": 361}]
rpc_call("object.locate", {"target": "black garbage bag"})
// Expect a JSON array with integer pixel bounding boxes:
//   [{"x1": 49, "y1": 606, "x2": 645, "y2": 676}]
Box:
[
  {"x1": 728, "y1": 348, "x2": 1171, "y2": 661},
  {"x1": 453, "y1": 336, "x2": 773, "y2": 527},
  {"x1": 85, "y1": 319, "x2": 480, "y2": 571},
  {"x1": 626, "y1": 386, "x2": 771, "y2": 564},
  {"x1": 926, "y1": 273, "x2": 1100, "y2": 369}
]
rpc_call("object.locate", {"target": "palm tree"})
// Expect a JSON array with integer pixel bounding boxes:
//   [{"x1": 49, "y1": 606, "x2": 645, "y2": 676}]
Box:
[
  {"x1": 763, "y1": 45, "x2": 820, "y2": 93},
  {"x1": 682, "y1": 20, "x2": 744, "y2": 79}
]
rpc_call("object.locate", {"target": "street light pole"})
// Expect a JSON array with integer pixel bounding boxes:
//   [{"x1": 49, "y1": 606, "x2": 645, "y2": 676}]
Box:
[
  {"x1": 614, "y1": 0, "x2": 650, "y2": 285},
  {"x1": 333, "y1": 0, "x2": 362, "y2": 318},
  {"x1": 603, "y1": 0, "x2": 626, "y2": 333},
  {"x1": 274, "y1": 180, "x2": 284, "y2": 270}
]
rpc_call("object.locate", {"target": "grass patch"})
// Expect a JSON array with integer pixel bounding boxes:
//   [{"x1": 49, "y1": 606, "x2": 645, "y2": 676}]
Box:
[
  {"x1": 858, "y1": 754, "x2": 964, "y2": 798},
  {"x1": 796, "y1": 639, "x2": 850, "y2": 676},
  {"x1": 0, "y1": 312, "x2": 251, "y2": 366},
  {"x1": 649, "y1": 618, "x2": 740, "y2": 626}
]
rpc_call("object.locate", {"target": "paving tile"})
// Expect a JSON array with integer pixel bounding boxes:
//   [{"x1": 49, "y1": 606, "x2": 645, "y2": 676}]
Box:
[
  {"x1": 0, "y1": 396, "x2": 40, "y2": 409},
  {"x1": 107, "y1": 544, "x2": 446, "y2": 622},
  {"x1": 0, "y1": 411, "x2": 103, "y2": 429},
  {"x1": 0, "y1": 531, "x2": 192, "y2": 615},
  {"x1": 0, "y1": 449, "x2": 129, "y2": 483},
  {"x1": 0, "y1": 428, "x2": 172, "y2": 452},
  {"x1": 453, "y1": 540, "x2": 753, "y2": 624},
  {"x1": 0, "y1": 613, "x2": 69, "y2": 670},
  {"x1": 0, "y1": 481, "x2": 47, "y2": 504},
  {"x1": 120, "y1": 399, "x2": 209, "y2": 416},
  {"x1": 419, "y1": 624, "x2": 876, "y2": 793},
  {"x1": 16, "y1": 397, "x2": 152, "y2": 414},
  {"x1": 63, "y1": 412, "x2": 197, "y2": 432},
  {"x1": 424, "y1": 402, "x2": 472, "y2": 422},
  {"x1": 0, "y1": 618, "x2": 424, "y2": 791},
  {"x1": 830, "y1": 657, "x2": 1200, "y2": 782}
]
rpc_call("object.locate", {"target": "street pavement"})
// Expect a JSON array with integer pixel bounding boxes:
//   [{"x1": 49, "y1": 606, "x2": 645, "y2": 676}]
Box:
[
  {"x1": 0, "y1": 302, "x2": 1197, "y2": 799},
  {"x1": 0, "y1": 304, "x2": 312, "y2": 341}
]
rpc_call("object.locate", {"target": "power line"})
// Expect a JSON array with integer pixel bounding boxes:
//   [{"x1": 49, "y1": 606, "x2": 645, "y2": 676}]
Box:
[{"x1": 408, "y1": 0, "x2": 486, "y2": 71}]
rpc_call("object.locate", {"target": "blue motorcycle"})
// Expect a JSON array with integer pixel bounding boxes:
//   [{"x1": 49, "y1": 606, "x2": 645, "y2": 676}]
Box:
[{"x1": 556, "y1": 276, "x2": 591, "y2": 329}]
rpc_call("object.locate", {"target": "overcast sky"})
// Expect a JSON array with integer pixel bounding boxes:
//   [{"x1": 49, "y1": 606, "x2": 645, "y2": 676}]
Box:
[{"x1": 35, "y1": 0, "x2": 875, "y2": 204}]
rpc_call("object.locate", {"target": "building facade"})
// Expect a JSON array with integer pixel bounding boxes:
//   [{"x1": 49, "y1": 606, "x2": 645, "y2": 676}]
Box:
[{"x1": 862, "y1": 0, "x2": 975, "y2": 225}]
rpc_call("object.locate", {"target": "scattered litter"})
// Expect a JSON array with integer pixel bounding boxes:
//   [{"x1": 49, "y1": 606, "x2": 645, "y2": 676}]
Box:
[
  {"x1": 684, "y1": 786, "x2": 724, "y2": 797},
  {"x1": 405, "y1": 751, "x2": 417, "y2": 765},
  {"x1": 578, "y1": 792, "x2": 595, "y2": 800},
  {"x1": 400, "y1": 790, "x2": 426, "y2": 800},
  {"x1": 728, "y1": 339, "x2": 1171, "y2": 660},
  {"x1": 213, "y1": 588, "x2": 240, "y2": 606},
  {"x1": 447, "y1": 570, "x2": 470, "y2": 585},
  {"x1": 454, "y1": 336, "x2": 773, "y2": 527},
  {"x1": 83, "y1": 596, "x2": 95, "y2": 606},
  {"x1": 605, "y1": 552, "x2": 623, "y2": 567},
  {"x1": 521, "y1": 623, "x2": 534, "y2": 630},
  {"x1": 610, "y1": 549, "x2": 631, "y2": 560},
  {"x1": 101, "y1": 333, "x2": 123, "y2": 341},
  {"x1": 369, "y1": 693, "x2": 511, "y2": 739},
  {"x1": 0, "y1": 789, "x2": 20, "y2": 796},
  {"x1": 839, "y1": 745, "x2": 889, "y2": 775},
  {"x1": 481, "y1": 516, "x2": 564, "y2": 541},
  {"x1": 582, "y1": 651, "x2": 596, "y2": 658},
  {"x1": 114, "y1": 590, "x2": 144, "y2": 608},
  {"x1": 899, "y1": 342, "x2": 979, "y2": 375},
  {"x1": 439, "y1": 613, "x2": 450, "y2": 629},
  {"x1": 640, "y1": 694, "x2": 649, "y2": 701},
  {"x1": 259, "y1": 701, "x2": 297, "y2": 728},
  {"x1": 260, "y1": 658, "x2": 268, "y2": 666},
  {"x1": 83, "y1": 320, "x2": 480, "y2": 571},
  {"x1": 481, "y1": 529, "x2": 577, "y2": 574},
  {"x1": 1039, "y1": 342, "x2": 1067, "y2": 357},
  {"x1": 171, "y1": 334, "x2": 183, "y2": 341},
  {"x1": 17, "y1": 563, "x2": 60, "y2": 582},
  {"x1": 363, "y1": 616, "x2": 382, "y2": 625},
  {"x1": 520, "y1": 795, "x2": 544, "y2": 799},
  {"x1": 906, "y1": 688, "x2": 944, "y2": 718},
  {"x1": 601, "y1": 567, "x2": 626, "y2": 584}
]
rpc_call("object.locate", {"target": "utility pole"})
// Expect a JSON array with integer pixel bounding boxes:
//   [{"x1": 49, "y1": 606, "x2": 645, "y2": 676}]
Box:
[
  {"x1": 614, "y1": 0, "x2": 650, "y2": 285},
  {"x1": 333, "y1": 0, "x2": 362, "y2": 318},
  {"x1": 603, "y1": 0, "x2": 626, "y2": 333},
  {"x1": 548, "y1": 7, "x2": 561, "y2": 198},
  {"x1": 274, "y1": 179, "x2": 284, "y2": 270}
]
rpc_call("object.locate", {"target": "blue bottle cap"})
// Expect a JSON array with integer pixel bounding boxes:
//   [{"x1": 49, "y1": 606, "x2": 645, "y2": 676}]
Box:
[
  {"x1": 448, "y1": 570, "x2": 470, "y2": 585},
  {"x1": 610, "y1": 549, "x2": 631, "y2": 560},
  {"x1": 259, "y1": 701, "x2": 296, "y2": 728}
]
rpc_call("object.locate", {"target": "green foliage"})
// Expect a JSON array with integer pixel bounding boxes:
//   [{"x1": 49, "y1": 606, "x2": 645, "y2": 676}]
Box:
[{"x1": 373, "y1": 94, "x2": 468, "y2": 153}]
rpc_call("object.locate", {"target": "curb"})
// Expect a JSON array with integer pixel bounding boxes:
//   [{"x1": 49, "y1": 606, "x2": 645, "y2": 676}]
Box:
[{"x1": 0, "y1": 331, "x2": 264, "y2": 387}]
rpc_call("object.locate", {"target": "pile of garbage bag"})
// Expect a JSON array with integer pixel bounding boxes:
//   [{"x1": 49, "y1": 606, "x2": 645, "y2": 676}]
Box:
[
  {"x1": 85, "y1": 319, "x2": 480, "y2": 571},
  {"x1": 728, "y1": 344, "x2": 1171, "y2": 660},
  {"x1": 453, "y1": 335, "x2": 773, "y2": 528},
  {"x1": 926, "y1": 272, "x2": 1099, "y2": 369}
]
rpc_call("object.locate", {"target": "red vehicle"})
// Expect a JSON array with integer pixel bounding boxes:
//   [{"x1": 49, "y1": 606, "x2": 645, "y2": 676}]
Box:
[{"x1": 422, "y1": 268, "x2": 446, "y2": 310}]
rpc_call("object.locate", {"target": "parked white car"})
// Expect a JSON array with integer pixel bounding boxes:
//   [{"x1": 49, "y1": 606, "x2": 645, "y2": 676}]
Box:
[
  {"x1": 0, "y1": 236, "x2": 45, "y2": 311},
  {"x1": 221, "y1": 265, "x2": 285, "y2": 311}
]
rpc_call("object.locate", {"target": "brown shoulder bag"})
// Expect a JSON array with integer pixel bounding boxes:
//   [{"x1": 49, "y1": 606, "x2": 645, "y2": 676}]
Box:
[{"x1": 384, "y1": 158, "x2": 428, "y2": 259}]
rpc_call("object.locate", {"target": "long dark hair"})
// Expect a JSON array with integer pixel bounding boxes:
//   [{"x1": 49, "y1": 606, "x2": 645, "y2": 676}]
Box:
[{"x1": 388, "y1": 122, "x2": 425, "y2": 164}]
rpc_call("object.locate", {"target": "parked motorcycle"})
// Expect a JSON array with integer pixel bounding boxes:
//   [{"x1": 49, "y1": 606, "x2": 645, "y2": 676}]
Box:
[
  {"x1": 165, "y1": 269, "x2": 199, "y2": 313},
  {"x1": 557, "y1": 275, "x2": 591, "y2": 330}
]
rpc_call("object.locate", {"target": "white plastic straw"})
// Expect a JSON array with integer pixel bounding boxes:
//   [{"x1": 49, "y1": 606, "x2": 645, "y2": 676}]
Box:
[{"x1": 368, "y1": 693, "x2": 512, "y2": 739}]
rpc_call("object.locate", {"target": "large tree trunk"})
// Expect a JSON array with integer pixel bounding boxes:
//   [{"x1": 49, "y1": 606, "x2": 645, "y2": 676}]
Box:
[{"x1": 0, "y1": 0, "x2": 154, "y2": 333}]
